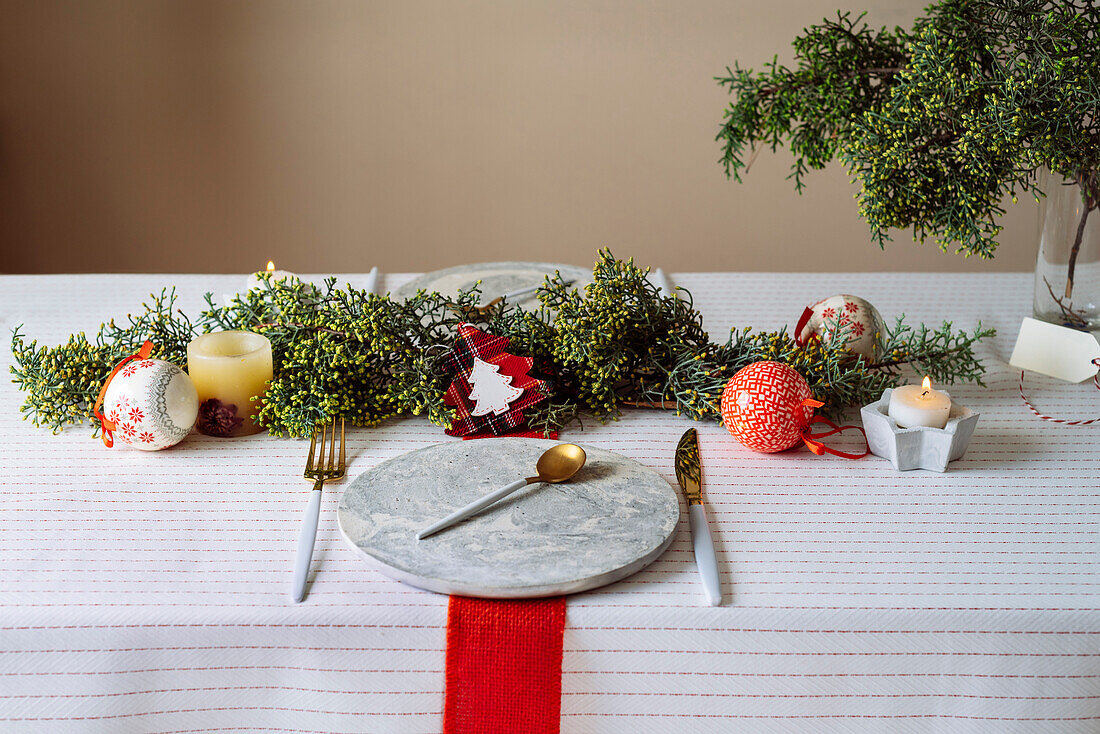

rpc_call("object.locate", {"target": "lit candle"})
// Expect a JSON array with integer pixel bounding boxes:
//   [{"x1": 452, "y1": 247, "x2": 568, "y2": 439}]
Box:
[
  {"x1": 187, "y1": 331, "x2": 273, "y2": 437},
  {"x1": 888, "y1": 376, "x2": 952, "y2": 429},
  {"x1": 246, "y1": 261, "x2": 298, "y2": 291}
]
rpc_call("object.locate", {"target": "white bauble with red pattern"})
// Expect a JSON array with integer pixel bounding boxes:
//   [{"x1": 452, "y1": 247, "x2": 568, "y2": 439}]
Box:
[
  {"x1": 720, "y1": 361, "x2": 815, "y2": 453},
  {"x1": 797, "y1": 294, "x2": 883, "y2": 360},
  {"x1": 102, "y1": 359, "x2": 198, "y2": 450}
]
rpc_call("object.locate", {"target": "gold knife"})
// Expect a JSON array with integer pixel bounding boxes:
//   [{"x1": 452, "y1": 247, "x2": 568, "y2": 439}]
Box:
[{"x1": 675, "y1": 428, "x2": 722, "y2": 606}]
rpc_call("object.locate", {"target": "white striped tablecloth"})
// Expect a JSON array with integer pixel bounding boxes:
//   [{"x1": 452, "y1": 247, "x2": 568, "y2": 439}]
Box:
[{"x1": 1, "y1": 272, "x2": 1098, "y2": 733}]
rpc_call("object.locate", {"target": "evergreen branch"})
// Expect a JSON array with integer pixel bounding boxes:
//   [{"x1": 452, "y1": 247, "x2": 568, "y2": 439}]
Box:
[
  {"x1": 9, "y1": 252, "x2": 994, "y2": 438},
  {"x1": 718, "y1": 0, "x2": 1100, "y2": 262}
]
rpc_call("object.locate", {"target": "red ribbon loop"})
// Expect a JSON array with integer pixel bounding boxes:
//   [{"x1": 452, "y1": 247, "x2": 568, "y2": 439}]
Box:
[
  {"x1": 801, "y1": 415, "x2": 870, "y2": 460},
  {"x1": 794, "y1": 306, "x2": 814, "y2": 346},
  {"x1": 93, "y1": 340, "x2": 155, "y2": 448}
]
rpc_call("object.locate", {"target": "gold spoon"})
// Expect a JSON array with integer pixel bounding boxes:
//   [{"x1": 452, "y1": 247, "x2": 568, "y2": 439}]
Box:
[{"x1": 417, "y1": 443, "x2": 587, "y2": 540}]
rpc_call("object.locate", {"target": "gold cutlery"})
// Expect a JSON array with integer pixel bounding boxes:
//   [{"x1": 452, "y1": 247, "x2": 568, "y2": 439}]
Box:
[
  {"x1": 417, "y1": 443, "x2": 586, "y2": 539},
  {"x1": 675, "y1": 428, "x2": 722, "y2": 606},
  {"x1": 451, "y1": 279, "x2": 576, "y2": 317},
  {"x1": 291, "y1": 417, "x2": 346, "y2": 602}
]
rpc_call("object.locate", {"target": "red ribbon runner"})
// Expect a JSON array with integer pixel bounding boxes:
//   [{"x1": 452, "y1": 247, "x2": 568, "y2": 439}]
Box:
[
  {"x1": 1019, "y1": 360, "x2": 1100, "y2": 426},
  {"x1": 444, "y1": 595, "x2": 567, "y2": 734},
  {"x1": 798, "y1": 398, "x2": 870, "y2": 459},
  {"x1": 92, "y1": 340, "x2": 155, "y2": 448},
  {"x1": 445, "y1": 429, "x2": 566, "y2": 734}
]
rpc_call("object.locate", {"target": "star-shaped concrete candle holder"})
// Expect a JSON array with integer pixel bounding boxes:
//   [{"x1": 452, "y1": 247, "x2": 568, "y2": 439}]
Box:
[{"x1": 860, "y1": 388, "x2": 979, "y2": 472}]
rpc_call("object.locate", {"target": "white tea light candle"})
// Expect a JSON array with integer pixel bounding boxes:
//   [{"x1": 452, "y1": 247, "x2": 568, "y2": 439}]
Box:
[
  {"x1": 187, "y1": 331, "x2": 273, "y2": 437},
  {"x1": 246, "y1": 261, "x2": 298, "y2": 291},
  {"x1": 862, "y1": 388, "x2": 979, "y2": 472},
  {"x1": 888, "y1": 376, "x2": 952, "y2": 429}
]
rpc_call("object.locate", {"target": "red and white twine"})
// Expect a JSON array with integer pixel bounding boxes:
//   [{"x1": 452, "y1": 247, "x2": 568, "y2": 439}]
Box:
[{"x1": 1019, "y1": 358, "x2": 1100, "y2": 425}]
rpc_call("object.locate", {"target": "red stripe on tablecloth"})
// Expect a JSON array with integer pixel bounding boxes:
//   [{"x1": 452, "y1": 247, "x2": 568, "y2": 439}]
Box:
[{"x1": 444, "y1": 595, "x2": 566, "y2": 734}]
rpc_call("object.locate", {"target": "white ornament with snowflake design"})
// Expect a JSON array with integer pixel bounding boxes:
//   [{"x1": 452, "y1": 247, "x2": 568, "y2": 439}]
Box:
[
  {"x1": 102, "y1": 359, "x2": 199, "y2": 450},
  {"x1": 466, "y1": 357, "x2": 524, "y2": 416},
  {"x1": 797, "y1": 294, "x2": 884, "y2": 361}
]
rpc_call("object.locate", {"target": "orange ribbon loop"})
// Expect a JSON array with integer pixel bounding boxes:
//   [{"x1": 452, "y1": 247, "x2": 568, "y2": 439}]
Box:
[
  {"x1": 801, "y1": 415, "x2": 870, "y2": 460},
  {"x1": 93, "y1": 340, "x2": 155, "y2": 448}
]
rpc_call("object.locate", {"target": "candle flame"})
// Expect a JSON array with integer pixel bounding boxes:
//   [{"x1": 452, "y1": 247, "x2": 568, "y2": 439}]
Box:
[
  {"x1": 266, "y1": 261, "x2": 275, "y2": 272},
  {"x1": 922, "y1": 375, "x2": 932, "y2": 391}
]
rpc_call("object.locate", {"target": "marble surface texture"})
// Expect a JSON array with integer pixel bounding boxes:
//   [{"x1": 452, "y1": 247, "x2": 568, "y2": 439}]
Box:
[{"x1": 337, "y1": 438, "x2": 680, "y2": 597}]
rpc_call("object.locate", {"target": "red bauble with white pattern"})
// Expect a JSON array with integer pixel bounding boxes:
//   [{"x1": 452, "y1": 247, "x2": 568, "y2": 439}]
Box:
[{"x1": 720, "y1": 361, "x2": 815, "y2": 453}]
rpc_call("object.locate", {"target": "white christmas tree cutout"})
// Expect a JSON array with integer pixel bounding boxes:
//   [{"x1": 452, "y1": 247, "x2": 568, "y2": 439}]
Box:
[{"x1": 467, "y1": 357, "x2": 524, "y2": 416}]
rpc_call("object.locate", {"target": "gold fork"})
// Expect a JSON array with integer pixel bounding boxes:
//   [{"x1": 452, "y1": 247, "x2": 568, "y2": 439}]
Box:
[
  {"x1": 291, "y1": 417, "x2": 346, "y2": 603},
  {"x1": 449, "y1": 278, "x2": 576, "y2": 317}
]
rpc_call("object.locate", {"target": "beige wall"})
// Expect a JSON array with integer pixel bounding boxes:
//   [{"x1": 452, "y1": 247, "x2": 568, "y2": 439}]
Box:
[{"x1": 0, "y1": 0, "x2": 1036, "y2": 274}]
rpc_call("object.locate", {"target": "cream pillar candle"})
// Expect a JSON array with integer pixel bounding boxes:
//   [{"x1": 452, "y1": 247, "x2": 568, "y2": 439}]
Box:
[
  {"x1": 887, "y1": 376, "x2": 952, "y2": 429},
  {"x1": 187, "y1": 331, "x2": 273, "y2": 437}
]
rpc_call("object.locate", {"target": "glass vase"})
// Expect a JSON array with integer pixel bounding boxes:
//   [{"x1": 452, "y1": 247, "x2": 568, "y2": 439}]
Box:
[{"x1": 1033, "y1": 170, "x2": 1100, "y2": 330}]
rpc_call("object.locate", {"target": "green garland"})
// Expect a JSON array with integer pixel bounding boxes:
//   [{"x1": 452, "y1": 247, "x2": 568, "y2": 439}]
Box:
[
  {"x1": 715, "y1": 1, "x2": 1100, "y2": 262},
  {"x1": 10, "y1": 252, "x2": 993, "y2": 438}
]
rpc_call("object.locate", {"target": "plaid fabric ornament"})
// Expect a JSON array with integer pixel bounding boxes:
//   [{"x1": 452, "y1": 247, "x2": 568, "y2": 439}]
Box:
[{"x1": 442, "y1": 324, "x2": 551, "y2": 437}]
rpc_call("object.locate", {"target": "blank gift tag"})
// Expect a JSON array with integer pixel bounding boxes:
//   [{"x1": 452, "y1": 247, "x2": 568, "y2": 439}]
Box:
[{"x1": 1009, "y1": 318, "x2": 1100, "y2": 382}]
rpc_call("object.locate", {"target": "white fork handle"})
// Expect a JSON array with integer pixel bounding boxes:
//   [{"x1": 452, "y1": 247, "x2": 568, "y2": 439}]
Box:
[
  {"x1": 291, "y1": 487, "x2": 323, "y2": 603},
  {"x1": 417, "y1": 478, "x2": 530, "y2": 539}
]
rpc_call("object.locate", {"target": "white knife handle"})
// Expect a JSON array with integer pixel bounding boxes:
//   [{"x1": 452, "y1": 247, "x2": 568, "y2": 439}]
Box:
[
  {"x1": 689, "y1": 504, "x2": 722, "y2": 606},
  {"x1": 418, "y1": 478, "x2": 530, "y2": 540},
  {"x1": 291, "y1": 488, "x2": 323, "y2": 603}
]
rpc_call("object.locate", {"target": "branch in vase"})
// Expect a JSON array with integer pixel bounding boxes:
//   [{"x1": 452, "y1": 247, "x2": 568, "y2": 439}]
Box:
[
  {"x1": 1043, "y1": 277, "x2": 1090, "y2": 330},
  {"x1": 1064, "y1": 200, "x2": 1092, "y2": 300}
]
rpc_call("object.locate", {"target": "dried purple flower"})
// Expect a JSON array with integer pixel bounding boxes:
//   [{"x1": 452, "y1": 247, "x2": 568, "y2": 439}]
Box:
[{"x1": 197, "y1": 398, "x2": 244, "y2": 437}]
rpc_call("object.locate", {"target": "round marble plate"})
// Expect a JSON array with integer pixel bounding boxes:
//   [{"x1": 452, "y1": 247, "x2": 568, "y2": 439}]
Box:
[
  {"x1": 337, "y1": 439, "x2": 680, "y2": 598},
  {"x1": 391, "y1": 261, "x2": 592, "y2": 309}
]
